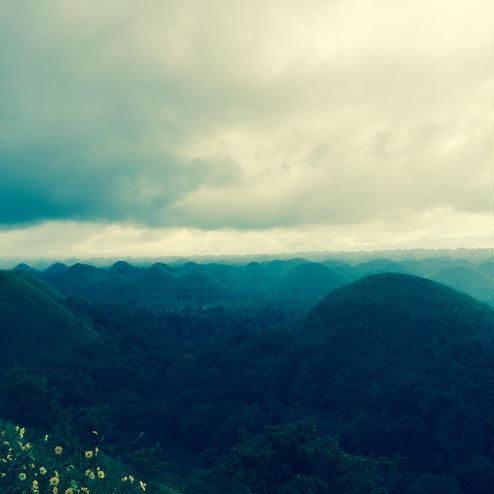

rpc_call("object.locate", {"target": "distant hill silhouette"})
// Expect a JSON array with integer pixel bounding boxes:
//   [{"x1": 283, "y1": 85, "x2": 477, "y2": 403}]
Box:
[
  {"x1": 352, "y1": 259, "x2": 409, "y2": 277},
  {"x1": 108, "y1": 260, "x2": 138, "y2": 276},
  {"x1": 0, "y1": 271, "x2": 96, "y2": 369},
  {"x1": 477, "y1": 259, "x2": 494, "y2": 279},
  {"x1": 44, "y1": 262, "x2": 68, "y2": 275},
  {"x1": 42, "y1": 263, "x2": 109, "y2": 294},
  {"x1": 12, "y1": 263, "x2": 38, "y2": 273},
  {"x1": 65, "y1": 263, "x2": 108, "y2": 284},
  {"x1": 430, "y1": 265, "x2": 493, "y2": 305},
  {"x1": 274, "y1": 262, "x2": 350, "y2": 296},
  {"x1": 264, "y1": 258, "x2": 307, "y2": 277},
  {"x1": 174, "y1": 271, "x2": 225, "y2": 302},
  {"x1": 136, "y1": 263, "x2": 175, "y2": 292}
]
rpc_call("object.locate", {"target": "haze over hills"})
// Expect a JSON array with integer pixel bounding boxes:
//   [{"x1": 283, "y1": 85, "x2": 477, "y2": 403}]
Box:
[
  {"x1": 430, "y1": 266, "x2": 493, "y2": 305},
  {"x1": 272, "y1": 262, "x2": 351, "y2": 297},
  {"x1": 1, "y1": 248, "x2": 492, "y2": 270},
  {"x1": 5, "y1": 249, "x2": 489, "y2": 307}
]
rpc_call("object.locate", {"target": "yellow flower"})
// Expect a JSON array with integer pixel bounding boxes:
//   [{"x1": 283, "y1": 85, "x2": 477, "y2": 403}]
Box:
[
  {"x1": 54, "y1": 446, "x2": 63, "y2": 455},
  {"x1": 81, "y1": 488, "x2": 90, "y2": 493},
  {"x1": 128, "y1": 475, "x2": 134, "y2": 483},
  {"x1": 40, "y1": 467, "x2": 47, "y2": 475},
  {"x1": 1, "y1": 459, "x2": 6, "y2": 463},
  {"x1": 30, "y1": 463, "x2": 35, "y2": 468},
  {"x1": 97, "y1": 470, "x2": 105, "y2": 479},
  {"x1": 140, "y1": 480, "x2": 146, "y2": 491},
  {"x1": 0, "y1": 473, "x2": 5, "y2": 478},
  {"x1": 50, "y1": 477, "x2": 60, "y2": 486},
  {"x1": 33, "y1": 480, "x2": 39, "y2": 489},
  {"x1": 84, "y1": 450, "x2": 93, "y2": 458},
  {"x1": 20, "y1": 427, "x2": 25, "y2": 438},
  {"x1": 19, "y1": 473, "x2": 27, "y2": 480},
  {"x1": 44, "y1": 434, "x2": 49, "y2": 442},
  {"x1": 122, "y1": 476, "x2": 128, "y2": 482},
  {"x1": 65, "y1": 489, "x2": 74, "y2": 494},
  {"x1": 91, "y1": 430, "x2": 98, "y2": 435},
  {"x1": 85, "y1": 469, "x2": 95, "y2": 480},
  {"x1": 53, "y1": 488, "x2": 58, "y2": 494}
]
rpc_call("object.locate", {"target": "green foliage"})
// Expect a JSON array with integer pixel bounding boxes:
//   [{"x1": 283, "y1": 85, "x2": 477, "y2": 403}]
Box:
[
  {"x1": 0, "y1": 420, "x2": 149, "y2": 493},
  {"x1": 0, "y1": 367, "x2": 64, "y2": 431},
  {"x1": 218, "y1": 421, "x2": 390, "y2": 494},
  {"x1": 0, "y1": 270, "x2": 95, "y2": 370},
  {"x1": 294, "y1": 273, "x2": 493, "y2": 472}
]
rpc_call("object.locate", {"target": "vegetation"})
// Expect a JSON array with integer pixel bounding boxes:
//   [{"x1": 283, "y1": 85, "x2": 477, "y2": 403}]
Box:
[
  {"x1": 218, "y1": 421, "x2": 392, "y2": 494},
  {"x1": 0, "y1": 254, "x2": 492, "y2": 493},
  {"x1": 0, "y1": 421, "x2": 148, "y2": 493},
  {"x1": 0, "y1": 271, "x2": 95, "y2": 369}
]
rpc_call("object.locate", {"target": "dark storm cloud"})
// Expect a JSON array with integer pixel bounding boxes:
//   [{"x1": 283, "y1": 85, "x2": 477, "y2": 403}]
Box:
[{"x1": 0, "y1": 143, "x2": 240, "y2": 226}]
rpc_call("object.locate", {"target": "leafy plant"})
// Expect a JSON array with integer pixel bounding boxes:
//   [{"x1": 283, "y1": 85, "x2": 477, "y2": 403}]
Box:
[{"x1": 0, "y1": 421, "x2": 148, "y2": 494}]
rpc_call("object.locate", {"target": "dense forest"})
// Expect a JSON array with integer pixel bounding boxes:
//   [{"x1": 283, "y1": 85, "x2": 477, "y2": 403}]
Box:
[{"x1": 0, "y1": 253, "x2": 492, "y2": 493}]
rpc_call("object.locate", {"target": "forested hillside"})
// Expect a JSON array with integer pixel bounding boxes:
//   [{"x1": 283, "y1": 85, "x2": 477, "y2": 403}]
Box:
[{"x1": 0, "y1": 255, "x2": 492, "y2": 493}]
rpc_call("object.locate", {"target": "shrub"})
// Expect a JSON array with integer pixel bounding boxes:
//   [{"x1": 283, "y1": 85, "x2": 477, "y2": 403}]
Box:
[{"x1": 0, "y1": 421, "x2": 147, "y2": 493}]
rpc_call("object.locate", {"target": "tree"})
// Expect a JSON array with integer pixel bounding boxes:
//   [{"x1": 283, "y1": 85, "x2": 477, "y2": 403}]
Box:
[
  {"x1": 217, "y1": 421, "x2": 390, "y2": 494},
  {"x1": 0, "y1": 366, "x2": 63, "y2": 430}
]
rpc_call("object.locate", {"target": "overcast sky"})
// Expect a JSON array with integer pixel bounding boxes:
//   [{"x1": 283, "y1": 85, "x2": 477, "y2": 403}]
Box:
[{"x1": 0, "y1": 0, "x2": 492, "y2": 259}]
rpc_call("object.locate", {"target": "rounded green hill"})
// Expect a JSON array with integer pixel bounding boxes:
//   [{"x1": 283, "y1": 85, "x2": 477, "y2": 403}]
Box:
[{"x1": 0, "y1": 271, "x2": 96, "y2": 369}]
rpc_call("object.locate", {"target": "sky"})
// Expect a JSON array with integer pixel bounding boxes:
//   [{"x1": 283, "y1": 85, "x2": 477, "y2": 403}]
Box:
[{"x1": 0, "y1": 0, "x2": 492, "y2": 259}]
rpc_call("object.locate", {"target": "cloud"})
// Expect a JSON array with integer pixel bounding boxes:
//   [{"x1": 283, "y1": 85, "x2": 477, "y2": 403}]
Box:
[
  {"x1": 0, "y1": 210, "x2": 492, "y2": 263},
  {"x1": 0, "y1": 0, "x2": 492, "y2": 236}
]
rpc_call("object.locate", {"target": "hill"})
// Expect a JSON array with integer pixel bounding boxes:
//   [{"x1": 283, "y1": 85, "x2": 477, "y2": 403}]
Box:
[
  {"x1": 44, "y1": 262, "x2": 68, "y2": 275},
  {"x1": 136, "y1": 263, "x2": 176, "y2": 292},
  {"x1": 0, "y1": 271, "x2": 96, "y2": 369},
  {"x1": 303, "y1": 273, "x2": 492, "y2": 342},
  {"x1": 273, "y1": 262, "x2": 350, "y2": 296},
  {"x1": 477, "y1": 259, "x2": 494, "y2": 279},
  {"x1": 12, "y1": 268, "x2": 66, "y2": 302},
  {"x1": 108, "y1": 260, "x2": 139, "y2": 276},
  {"x1": 290, "y1": 273, "x2": 493, "y2": 491},
  {"x1": 12, "y1": 263, "x2": 38, "y2": 274},
  {"x1": 43, "y1": 263, "x2": 109, "y2": 293},
  {"x1": 430, "y1": 265, "x2": 493, "y2": 305},
  {"x1": 352, "y1": 259, "x2": 409, "y2": 277},
  {"x1": 173, "y1": 271, "x2": 225, "y2": 302}
]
